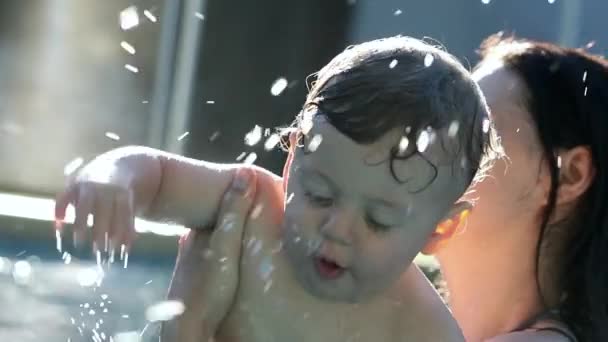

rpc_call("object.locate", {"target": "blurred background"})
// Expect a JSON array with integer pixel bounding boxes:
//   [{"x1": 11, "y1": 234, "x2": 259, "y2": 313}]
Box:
[{"x1": 0, "y1": 0, "x2": 605, "y2": 340}]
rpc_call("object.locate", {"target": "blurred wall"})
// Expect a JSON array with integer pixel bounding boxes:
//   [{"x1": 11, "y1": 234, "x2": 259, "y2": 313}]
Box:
[
  {"x1": 347, "y1": 0, "x2": 605, "y2": 66},
  {"x1": 0, "y1": 0, "x2": 165, "y2": 195},
  {"x1": 183, "y1": 0, "x2": 353, "y2": 175}
]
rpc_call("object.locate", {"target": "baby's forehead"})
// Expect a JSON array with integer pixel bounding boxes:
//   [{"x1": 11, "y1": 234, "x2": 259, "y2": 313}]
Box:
[{"x1": 301, "y1": 120, "x2": 466, "y2": 203}]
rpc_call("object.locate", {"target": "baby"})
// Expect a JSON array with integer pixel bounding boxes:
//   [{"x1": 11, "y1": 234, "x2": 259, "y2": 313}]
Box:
[{"x1": 56, "y1": 36, "x2": 496, "y2": 341}]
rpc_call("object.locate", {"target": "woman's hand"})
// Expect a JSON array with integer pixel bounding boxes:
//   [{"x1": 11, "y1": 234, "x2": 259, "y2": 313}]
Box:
[{"x1": 161, "y1": 168, "x2": 256, "y2": 342}]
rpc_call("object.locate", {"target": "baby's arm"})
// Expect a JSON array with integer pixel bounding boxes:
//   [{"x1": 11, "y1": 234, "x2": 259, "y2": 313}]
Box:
[{"x1": 55, "y1": 146, "x2": 280, "y2": 248}]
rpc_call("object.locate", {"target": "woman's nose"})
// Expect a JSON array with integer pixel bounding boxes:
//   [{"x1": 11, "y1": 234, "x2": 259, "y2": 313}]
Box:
[{"x1": 319, "y1": 207, "x2": 358, "y2": 246}]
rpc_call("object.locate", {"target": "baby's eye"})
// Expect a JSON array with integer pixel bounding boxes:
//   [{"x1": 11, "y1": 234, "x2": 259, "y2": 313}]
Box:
[
  {"x1": 366, "y1": 217, "x2": 392, "y2": 232},
  {"x1": 304, "y1": 191, "x2": 334, "y2": 207}
]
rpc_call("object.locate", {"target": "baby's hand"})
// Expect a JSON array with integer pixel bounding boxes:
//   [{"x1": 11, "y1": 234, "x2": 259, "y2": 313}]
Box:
[{"x1": 54, "y1": 172, "x2": 136, "y2": 254}]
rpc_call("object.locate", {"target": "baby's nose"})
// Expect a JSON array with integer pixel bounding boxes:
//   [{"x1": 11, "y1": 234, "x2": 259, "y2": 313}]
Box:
[{"x1": 319, "y1": 208, "x2": 358, "y2": 246}]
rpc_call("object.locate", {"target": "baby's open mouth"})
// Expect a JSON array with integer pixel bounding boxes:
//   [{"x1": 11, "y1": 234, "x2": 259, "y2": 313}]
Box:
[{"x1": 314, "y1": 256, "x2": 345, "y2": 279}]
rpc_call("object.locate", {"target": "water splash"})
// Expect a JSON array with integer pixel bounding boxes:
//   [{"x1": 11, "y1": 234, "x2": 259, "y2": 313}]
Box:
[
  {"x1": 120, "y1": 41, "x2": 136, "y2": 55},
  {"x1": 209, "y1": 131, "x2": 221, "y2": 142},
  {"x1": 55, "y1": 229, "x2": 62, "y2": 252},
  {"x1": 393, "y1": 9, "x2": 402, "y2": 16},
  {"x1": 271, "y1": 77, "x2": 288, "y2": 96},
  {"x1": 448, "y1": 120, "x2": 460, "y2": 137},
  {"x1": 12, "y1": 260, "x2": 32, "y2": 285},
  {"x1": 264, "y1": 134, "x2": 281, "y2": 150},
  {"x1": 143, "y1": 10, "x2": 157, "y2": 23},
  {"x1": 244, "y1": 152, "x2": 258, "y2": 165},
  {"x1": 177, "y1": 131, "x2": 190, "y2": 141},
  {"x1": 64, "y1": 157, "x2": 84, "y2": 176},
  {"x1": 307, "y1": 134, "x2": 323, "y2": 152},
  {"x1": 397, "y1": 136, "x2": 409, "y2": 155},
  {"x1": 416, "y1": 130, "x2": 430, "y2": 153},
  {"x1": 105, "y1": 132, "x2": 121, "y2": 141},
  {"x1": 424, "y1": 53, "x2": 434, "y2": 67},
  {"x1": 482, "y1": 118, "x2": 490, "y2": 133},
  {"x1": 389, "y1": 59, "x2": 398, "y2": 69},
  {"x1": 120, "y1": 6, "x2": 140, "y2": 30},
  {"x1": 145, "y1": 300, "x2": 186, "y2": 322},
  {"x1": 245, "y1": 125, "x2": 263, "y2": 146},
  {"x1": 236, "y1": 152, "x2": 246, "y2": 161},
  {"x1": 251, "y1": 204, "x2": 264, "y2": 219},
  {"x1": 125, "y1": 64, "x2": 139, "y2": 73}
]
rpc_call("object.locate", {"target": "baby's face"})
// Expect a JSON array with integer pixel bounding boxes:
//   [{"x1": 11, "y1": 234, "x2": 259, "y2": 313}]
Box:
[{"x1": 282, "y1": 117, "x2": 466, "y2": 302}]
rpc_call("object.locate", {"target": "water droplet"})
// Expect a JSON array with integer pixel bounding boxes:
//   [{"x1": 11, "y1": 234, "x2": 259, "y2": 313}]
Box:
[
  {"x1": 219, "y1": 257, "x2": 228, "y2": 263},
  {"x1": 145, "y1": 280, "x2": 153, "y2": 285},
  {"x1": 393, "y1": 9, "x2": 402, "y2": 16},
  {"x1": 251, "y1": 204, "x2": 264, "y2": 219},
  {"x1": 548, "y1": 0, "x2": 556, "y2": 3},
  {"x1": 13, "y1": 260, "x2": 32, "y2": 285},
  {"x1": 120, "y1": 41, "x2": 136, "y2": 55},
  {"x1": 405, "y1": 126, "x2": 412, "y2": 134},
  {"x1": 416, "y1": 130, "x2": 430, "y2": 153},
  {"x1": 194, "y1": 12, "x2": 205, "y2": 20},
  {"x1": 264, "y1": 134, "x2": 281, "y2": 150},
  {"x1": 105, "y1": 132, "x2": 121, "y2": 141},
  {"x1": 270, "y1": 77, "x2": 288, "y2": 96},
  {"x1": 245, "y1": 125, "x2": 263, "y2": 146},
  {"x1": 389, "y1": 59, "x2": 398, "y2": 69},
  {"x1": 143, "y1": 10, "x2": 157, "y2": 22},
  {"x1": 145, "y1": 300, "x2": 186, "y2": 322},
  {"x1": 113, "y1": 331, "x2": 140, "y2": 342},
  {"x1": 55, "y1": 229, "x2": 62, "y2": 253},
  {"x1": 206, "y1": 100, "x2": 215, "y2": 104},
  {"x1": 243, "y1": 152, "x2": 258, "y2": 165},
  {"x1": 582, "y1": 71, "x2": 587, "y2": 82},
  {"x1": 482, "y1": 118, "x2": 490, "y2": 133},
  {"x1": 123, "y1": 252, "x2": 129, "y2": 269},
  {"x1": 448, "y1": 120, "x2": 460, "y2": 137},
  {"x1": 209, "y1": 131, "x2": 221, "y2": 142},
  {"x1": 424, "y1": 53, "x2": 434, "y2": 67},
  {"x1": 103, "y1": 308, "x2": 108, "y2": 313},
  {"x1": 264, "y1": 280, "x2": 273, "y2": 293},
  {"x1": 64, "y1": 157, "x2": 84, "y2": 176},
  {"x1": 307, "y1": 134, "x2": 323, "y2": 152},
  {"x1": 286, "y1": 193, "x2": 295, "y2": 204},
  {"x1": 124, "y1": 64, "x2": 139, "y2": 73},
  {"x1": 62, "y1": 252, "x2": 72, "y2": 264},
  {"x1": 516, "y1": 128, "x2": 520, "y2": 133},
  {"x1": 252, "y1": 239, "x2": 263, "y2": 255},
  {"x1": 481, "y1": 0, "x2": 490, "y2": 4},
  {"x1": 584, "y1": 86, "x2": 588, "y2": 96},
  {"x1": 84, "y1": 303, "x2": 90, "y2": 309},
  {"x1": 89, "y1": 309, "x2": 96, "y2": 315},
  {"x1": 397, "y1": 136, "x2": 409, "y2": 155},
  {"x1": 177, "y1": 131, "x2": 190, "y2": 141},
  {"x1": 202, "y1": 248, "x2": 214, "y2": 259},
  {"x1": 120, "y1": 6, "x2": 140, "y2": 30},
  {"x1": 236, "y1": 152, "x2": 247, "y2": 161},
  {"x1": 258, "y1": 257, "x2": 274, "y2": 280},
  {"x1": 557, "y1": 155, "x2": 562, "y2": 168},
  {"x1": 77, "y1": 268, "x2": 104, "y2": 287}
]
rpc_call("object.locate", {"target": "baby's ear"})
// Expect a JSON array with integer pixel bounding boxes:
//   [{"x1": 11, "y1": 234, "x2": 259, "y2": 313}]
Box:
[{"x1": 421, "y1": 201, "x2": 472, "y2": 255}]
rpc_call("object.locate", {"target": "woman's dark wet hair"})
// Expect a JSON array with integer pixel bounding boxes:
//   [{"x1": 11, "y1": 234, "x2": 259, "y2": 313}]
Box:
[
  {"x1": 478, "y1": 33, "x2": 608, "y2": 341},
  {"x1": 287, "y1": 36, "x2": 496, "y2": 193}
]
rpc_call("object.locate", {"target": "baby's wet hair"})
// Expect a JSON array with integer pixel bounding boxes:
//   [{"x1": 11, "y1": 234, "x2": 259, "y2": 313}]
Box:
[{"x1": 283, "y1": 36, "x2": 499, "y2": 193}]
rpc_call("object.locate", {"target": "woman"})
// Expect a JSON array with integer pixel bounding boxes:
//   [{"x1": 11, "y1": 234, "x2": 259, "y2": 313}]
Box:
[
  {"x1": 437, "y1": 34, "x2": 608, "y2": 341},
  {"x1": 163, "y1": 35, "x2": 608, "y2": 341}
]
